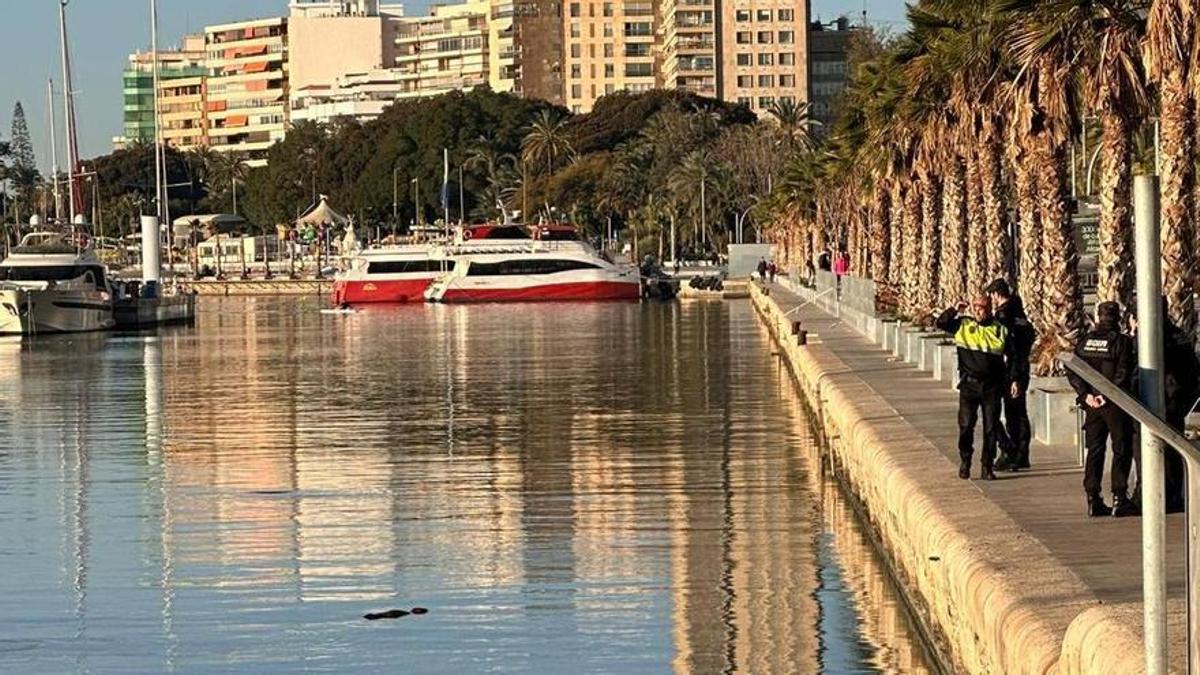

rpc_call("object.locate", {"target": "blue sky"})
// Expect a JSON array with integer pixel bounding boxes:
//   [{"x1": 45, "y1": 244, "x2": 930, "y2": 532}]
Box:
[{"x1": 0, "y1": 0, "x2": 906, "y2": 168}]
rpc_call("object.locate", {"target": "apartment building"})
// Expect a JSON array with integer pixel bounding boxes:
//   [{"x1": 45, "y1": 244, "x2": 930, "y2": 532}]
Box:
[
  {"x1": 723, "y1": 2, "x2": 804, "y2": 112},
  {"x1": 660, "y1": 0, "x2": 717, "y2": 98},
  {"x1": 560, "y1": 0, "x2": 657, "y2": 113},
  {"x1": 288, "y1": 0, "x2": 403, "y2": 110},
  {"x1": 807, "y1": 17, "x2": 854, "y2": 130},
  {"x1": 205, "y1": 17, "x2": 289, "y2": 165},
  {"x1": 117, "y1": 36, "x2": 208, "y2": 150}
]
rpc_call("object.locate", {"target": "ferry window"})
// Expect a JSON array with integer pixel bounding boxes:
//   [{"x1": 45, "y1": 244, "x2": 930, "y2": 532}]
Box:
[
  {"x1": 0, "y1": 265, "x2": 89, "y2": 282},
  {"x1": 368, "y1": 260, "x2": 453, "y2": 274},
  {"x1": 467, "y1": 259, "x2": 600, "y2": 276}
]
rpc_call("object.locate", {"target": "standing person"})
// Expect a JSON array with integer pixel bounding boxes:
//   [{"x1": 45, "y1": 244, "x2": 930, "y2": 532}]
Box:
[
  {"x1": 936, "y1": 295, "x2": 1018, "y2": 481},
  {"x1": 767, "y1": 260, "x2": 777, "y2": 283},
  {"x1": 817, "y1": 250, "x2": 831, "y2": 272},
  {"x1": 1065, "y1": 301, "x2": 1138, "y2": 518},
  {"x1": 756, "y1": 258, "x2": 768, "y2": 281},
  {"x1": 1162, "y1": 306, "x2": 1199, "y2": 512},
  {"x1": 985, "y1": 279, "x2": 1036, "y2": 471},
  {"x1": 833, "y1": 251, "x2": 849, "y2": 278}
]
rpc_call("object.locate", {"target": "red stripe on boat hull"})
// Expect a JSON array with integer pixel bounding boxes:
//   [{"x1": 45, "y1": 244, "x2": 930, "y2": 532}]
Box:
[
  {"x1": 332, "y1": 277, "x2": 436, "y2": 304},
  {"x1": 436, "y1": 280, "x2": 641, "y2": 303}
]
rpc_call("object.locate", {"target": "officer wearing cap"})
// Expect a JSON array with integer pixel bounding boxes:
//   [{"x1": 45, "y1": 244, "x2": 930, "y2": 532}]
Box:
[{"x1": 1066, "y1": 301, "x2": 1138, "y2": 518}]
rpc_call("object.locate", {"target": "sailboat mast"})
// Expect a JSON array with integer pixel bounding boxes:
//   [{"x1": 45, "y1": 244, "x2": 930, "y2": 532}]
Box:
[
  {"x1": 58, "y1": 0, "x2": 82, "y2": 223},
  {"x1": 150, "y1": 0, "x2": 166, "y2": 224},
  {"x1": 48, "y1": 79, "x2": 61, "y2": 223}
]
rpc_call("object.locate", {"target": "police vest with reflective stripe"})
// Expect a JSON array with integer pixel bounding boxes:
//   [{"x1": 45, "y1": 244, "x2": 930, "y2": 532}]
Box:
[{"x1": 955, "y1": 320, "x2": 1008, "y2": 354}]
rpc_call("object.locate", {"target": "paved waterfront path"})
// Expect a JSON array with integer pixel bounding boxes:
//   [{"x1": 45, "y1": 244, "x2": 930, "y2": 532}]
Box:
[{"x1": 763, "y1": 280, "x2": 1189, "y2": 664}]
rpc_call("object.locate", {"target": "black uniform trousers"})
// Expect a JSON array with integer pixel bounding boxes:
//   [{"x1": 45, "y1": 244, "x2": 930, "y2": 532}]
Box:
[
  {"x1": 958, "y1": 377, "x2": 1003, "y2": 469},
  {"x1": 1083, "y1": 403, "x2": 1133, "y2": 496},
  {"x1": 1004, "y1": 391, "x2": 1032, "y2": 464}
]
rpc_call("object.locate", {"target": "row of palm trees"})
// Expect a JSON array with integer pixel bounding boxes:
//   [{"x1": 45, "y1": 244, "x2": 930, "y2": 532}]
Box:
[{"x1": 763, "y1": 0, "x2": 1198, "y2": 374}]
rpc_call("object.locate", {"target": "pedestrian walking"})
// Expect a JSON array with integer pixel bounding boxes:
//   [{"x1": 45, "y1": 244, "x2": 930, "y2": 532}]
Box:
[
  {"x1": 1065, "y1": 301, "x2": 1138, "y2": 518},
  {"x1": 756, "y1": 258, "x2": 768, "y2": 281},
  {"x1": 833, "y1": 251, "x2": 849, "y2": 278},
  {"x1": 936, "y1": 295, "x2": 1019, "y2": 481},
  {"x1": 985, "y1": 279, "x2": 1036, "y2": 471},
  {"x1": 767, "y1": 260, "x2": 777, "y2": 283},
  {"x1": 817, "y1": 250, "x2": 831, "y2": 272}
]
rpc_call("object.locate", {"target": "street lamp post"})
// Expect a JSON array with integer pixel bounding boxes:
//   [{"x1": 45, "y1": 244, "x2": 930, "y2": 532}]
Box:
[{"x1": 412, "y1": 177, "x2": 420, "y2": 229}]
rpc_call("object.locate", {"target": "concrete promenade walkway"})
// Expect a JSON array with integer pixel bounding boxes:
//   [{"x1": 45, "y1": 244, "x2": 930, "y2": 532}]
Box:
[{"x1": 757, "y1": 280, "x2": 1188, "y2": 672}]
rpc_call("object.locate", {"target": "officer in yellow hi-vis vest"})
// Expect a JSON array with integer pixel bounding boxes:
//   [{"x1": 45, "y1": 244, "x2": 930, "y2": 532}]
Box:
[{"x1": 936, "y1": 294, "x2": 1020, "y2": 481}]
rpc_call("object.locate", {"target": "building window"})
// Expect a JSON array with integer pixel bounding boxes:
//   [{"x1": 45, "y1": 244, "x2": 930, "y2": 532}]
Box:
[
  {"x1": 779, "y1": 52, "x2": 795, "y2": 65},
  {"x1": 570, "y1": 3, "x2": 580, "y2": 16},
  {"x1": 571, "y1": 21, "x2": 581, "y2": 37},
  {"x1": 737, "y1": 96, "x2": 751, "y2": 105},
  {"x1": 736, "y1": 31, "x2": 752, "y2": 44},
  {"x1": 735, "y1": 9, "x2": 750, "y2": 21},
  {"x1": 736, "y1": 75, "x2": 752, "y2": 88},
  {"x1": 758, "y1": 74, "x2": 774, "y2": 87},
  {"x1": 604, "y1": 44, "x2": 614, "y2": 57},
  {"x1": 572, "y1": 84, "x2": 582, "y2": 98},
  {"x1": 778, "y1": 8, "x2": 794, "y2": 21},
  {"x1": 605, "y1": 83, "x2": 615, "y2": 94},
  {"x1": 605, "y1": 63, "x2": 615, "y2": 77},
  {"x1": 625, "y1": 62, "x2": 652, "y2": 77},
  {"x1": 603, "y1": 2, "x2": 613, "y2": 15},
  {"x1": 758, "y1": 96, "x2": 774, "y2": 108},
  {"x1": 757, "y1": 31, "x2": 772, "y2": 43},
  {"x1": 624, "y1": 21, "x2": 652, "y2": 36},
  {"x1": 758, "y1": 53, "x2": 774, "y2": 66},
  {"x1": 604, "y1": 23, "x2": 613, "y2": 37},
  {"x1": 780, "y1": 95, "x2": 795, "y2": 104},
  {"x1": 571, "y1": 44, "x2": 582, "y2": 58},
  {"x1": 780, "y1": 74, "x2": 796, "y2": 87},
  {"x1": 779, "y1": 30, "x2": 795, "y2": 43},
  {"x1": 736, "y1": 53, "x2": 751, "y2": 66},
  {"x1": 571, "y1": 64, "x2": 582, "y2": 78},
  {"x1": 757, "y1": 9, "x2": 771, "y2": 21},
  {"x1": 625, "y1": 43, "x2": 650, "y2": 57}
]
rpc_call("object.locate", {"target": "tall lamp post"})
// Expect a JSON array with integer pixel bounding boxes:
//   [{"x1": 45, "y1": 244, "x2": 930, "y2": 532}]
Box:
[{"x1": 391, "y1": 166, "x2": 400, "y2": 239}]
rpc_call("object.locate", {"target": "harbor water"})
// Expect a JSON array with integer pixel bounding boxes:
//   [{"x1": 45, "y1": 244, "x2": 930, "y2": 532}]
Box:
[{"x1": 0, "y1": 298, "x2": 933, "y2": 673}]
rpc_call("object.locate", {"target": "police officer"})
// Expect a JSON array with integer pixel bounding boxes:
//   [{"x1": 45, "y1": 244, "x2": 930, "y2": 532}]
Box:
[
  {"x1": 936, "y1": 294, "x2": 1019, "y2": 481},
  {"x1": 985, "y1": 279, "x2": 1036, "y2": 471},
  {"x1": 1162, "y1": 308, "x2": 1199, "y2": 512},
  {"x1": 1066, "y1": 301, "x2": 1137, "y2": 517}
]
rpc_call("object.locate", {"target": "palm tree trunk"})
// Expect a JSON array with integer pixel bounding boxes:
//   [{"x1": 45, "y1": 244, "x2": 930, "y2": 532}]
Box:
[
  {"x1": 1158, "y1": 76, "x2": 1197, "y2": 338},
  {"x1": 902, "y1": 177, "x2": 922, "y2": 320},
  {"x1": 940, "y1": 155, "x2": 967, "y2": 306},
  {"x1": 965, "y1": 145, "x2": 988, "y2": 294},
  {"x1": 1096, "y1": 110, "x2": 1134, "y2": 306},
  {"x1": 1011, "y1": 143, "x2": 1044, "y2": 332},
  {"x1": 871, "y1": 183, "x2": 891, "y2": 282},
  {"x1": 1032, "y1": 132, "x2": 1085, "y2": 375},
  {"x1": 917, "y1": 169, "x2": 941, "y2": 322},
  {"x1": 980, "y1": 117, "x2": 1011, "y2": 283},
  {"x1": 889, "y1": 180, "x2": 904, "y2": 285}
]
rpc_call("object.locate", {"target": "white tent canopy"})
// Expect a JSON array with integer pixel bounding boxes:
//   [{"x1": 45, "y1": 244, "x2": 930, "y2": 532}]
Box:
[
  {"x1": 296, "y1": 195, "x2": 349, "y2": 228},
  {"x1": 172, "y1": 213, "x2": 246, "y2": 232}
]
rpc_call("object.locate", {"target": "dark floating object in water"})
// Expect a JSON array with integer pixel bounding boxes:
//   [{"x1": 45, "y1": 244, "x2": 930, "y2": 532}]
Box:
[
  {"x1": 410, "y1": 607, "x2": 428, "y2": 615},
  {"x1": 364, "y1": 609, "x2": 410, "y2": 620}
]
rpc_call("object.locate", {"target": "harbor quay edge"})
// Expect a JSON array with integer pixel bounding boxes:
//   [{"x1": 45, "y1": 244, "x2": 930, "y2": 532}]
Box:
[{"x1": 749, "y1": 282, "x2": 1148, "y2": 675}]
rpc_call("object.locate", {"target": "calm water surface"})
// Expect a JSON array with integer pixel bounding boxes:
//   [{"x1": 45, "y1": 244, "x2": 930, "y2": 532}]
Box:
[{"x1": 0, "y1": 298, "x2": 933, "y2": 673}]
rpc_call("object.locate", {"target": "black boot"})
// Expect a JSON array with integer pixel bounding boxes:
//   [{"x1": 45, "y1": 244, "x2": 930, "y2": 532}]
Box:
[
  {"x1": 958, "y1": 458, "x2": 970, "y2": 480},
  {"x1": 980, "y1": 466, "x2": 997, "y2": 481},
  {"x1": 1087, "y1": 493, "x2": 1112, "y2": 517},
  {"x1": 993, "y1": 453, "x2": 1013, "y2": 472},
  {"x1": 1016, "y1": 449, "x2": 1031, "y2": 470},
  {"x1": 1112, "y1": 492, "x2": 1140, "y2": 518}
]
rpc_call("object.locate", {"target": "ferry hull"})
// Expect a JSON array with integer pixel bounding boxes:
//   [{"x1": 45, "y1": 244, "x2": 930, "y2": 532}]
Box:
[
  {"x1": 0, "y1": 288, "x2": 114, "y2": 335},
  {"x1": 333, "y1": 277, "x2": 437, "y2": 304},
  {"x1": 433, "y1": 280, "x2": 641, "y2": 303}
]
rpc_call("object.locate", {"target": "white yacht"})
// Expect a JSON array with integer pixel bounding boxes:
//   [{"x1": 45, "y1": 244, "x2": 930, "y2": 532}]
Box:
[{"x1": 0, "y1": 232, "x2": 114, "y2": 335}]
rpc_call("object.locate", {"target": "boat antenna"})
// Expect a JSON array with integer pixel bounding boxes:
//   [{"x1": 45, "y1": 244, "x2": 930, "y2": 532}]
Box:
[
  {"x1": 58, "y1": 0, "x2": 83, "y2": 225},
  {"x1": 48, "y1": 79, "x2": 61, "y2": 223}
]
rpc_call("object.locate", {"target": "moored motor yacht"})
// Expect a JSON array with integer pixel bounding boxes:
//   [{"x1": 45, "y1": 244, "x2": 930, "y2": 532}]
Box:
[
  {"x1": 0, "y1": 232, "x2": 115, "y2": 335},
  {"x1": 424, "y1": 242, "x2": 641, "y2": 303}
]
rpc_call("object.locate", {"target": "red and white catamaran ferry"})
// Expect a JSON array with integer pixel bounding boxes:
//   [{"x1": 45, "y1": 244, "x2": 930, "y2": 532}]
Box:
[{"x1": 332, "y1": 223, "x2": 640, "y2": 304}]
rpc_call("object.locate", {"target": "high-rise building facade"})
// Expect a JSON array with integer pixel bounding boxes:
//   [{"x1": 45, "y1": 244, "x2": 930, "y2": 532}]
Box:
[
  {"x1": 560, "y1": 0, "x2": 657, "y2": 113},
  {"x1": 117, "y1": 36, "x2": 208, "y2": 151},
  {"x1": 205, "y1": 17, "x2": 290, "y2": 165},
  {"x1": 807, "y1": 17, "x2": 854, "y2": 130}
]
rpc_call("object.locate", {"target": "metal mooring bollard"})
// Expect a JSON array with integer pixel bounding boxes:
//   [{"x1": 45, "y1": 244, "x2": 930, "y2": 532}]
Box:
[
  {"x1": 791, "y1": 320, "x2": 802, "y2": 335},
  {"x1": 796, "y1": 330, "x2": 808, "y2": 346}
]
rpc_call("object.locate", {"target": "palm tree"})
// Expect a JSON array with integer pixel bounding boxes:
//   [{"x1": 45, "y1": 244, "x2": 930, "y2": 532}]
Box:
[
  {"x1": 522, "y1": 109, "x2": 574, "y2": 178},
  {"x1": 766, "y1": 98, "x2": 818, "y2": 152},
  {"x1": 1012, "y1": 0, "x2": 1147, "y2": 308},
  {"x1": 1146, "y1": 0, "x2": 1196, "y2": 338}
]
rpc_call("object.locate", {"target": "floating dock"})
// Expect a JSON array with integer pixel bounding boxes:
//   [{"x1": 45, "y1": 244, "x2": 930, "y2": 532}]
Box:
[{"x1": 113, "y1": 293, "x2": 196, "y2": 329}]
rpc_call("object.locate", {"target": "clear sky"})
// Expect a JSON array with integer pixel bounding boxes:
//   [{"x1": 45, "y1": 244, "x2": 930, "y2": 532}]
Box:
[{"x1": 0, "y1": 0, "x2": 906, "y2": 169}]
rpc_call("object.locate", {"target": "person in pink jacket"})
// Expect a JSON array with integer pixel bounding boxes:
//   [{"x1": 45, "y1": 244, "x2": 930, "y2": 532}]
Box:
[{"x1": 833, "y1": 252, "x2": 850, "y2": 277}]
